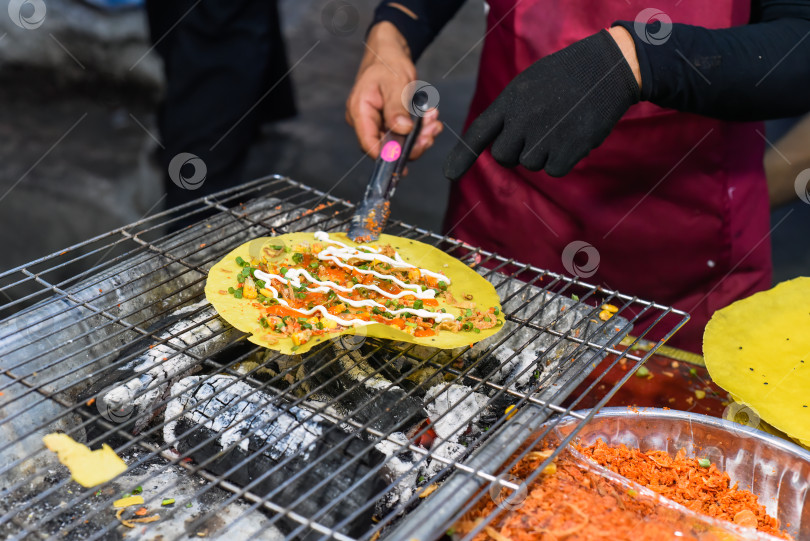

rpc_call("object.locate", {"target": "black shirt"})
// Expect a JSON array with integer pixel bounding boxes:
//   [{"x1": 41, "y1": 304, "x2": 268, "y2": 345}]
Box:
[{"x1": 372, "y1": 0, "x2": 810, "y2": 120}]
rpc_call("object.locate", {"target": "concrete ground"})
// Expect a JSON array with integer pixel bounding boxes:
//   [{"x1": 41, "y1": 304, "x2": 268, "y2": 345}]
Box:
[
  {"x1": 0, "y1": 0, "x2": 808, "y2": 287},
  {"x1": 0, "y1": 0, "x2": 484, "y2": 276}
]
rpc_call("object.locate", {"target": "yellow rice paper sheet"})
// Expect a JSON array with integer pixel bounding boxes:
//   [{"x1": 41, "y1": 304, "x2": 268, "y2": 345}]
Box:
[{"x1": 704, "y1": 277, "x2": 810, "y2": 446}]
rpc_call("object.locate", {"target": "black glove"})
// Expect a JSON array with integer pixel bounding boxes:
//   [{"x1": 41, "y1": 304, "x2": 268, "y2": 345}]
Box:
[{"x1": 444, "y1": 30, "x2": 640, "y2": 179}]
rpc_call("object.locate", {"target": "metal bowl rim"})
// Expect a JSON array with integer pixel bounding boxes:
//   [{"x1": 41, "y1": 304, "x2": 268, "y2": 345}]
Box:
[{"x1": 561, "y1": 406, "x2": 810, "y2": 461}]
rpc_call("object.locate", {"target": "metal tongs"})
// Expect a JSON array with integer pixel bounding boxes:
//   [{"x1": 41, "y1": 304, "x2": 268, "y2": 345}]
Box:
[{"x1": 347, "y1": 90, "x2": 431, "y2": 243}]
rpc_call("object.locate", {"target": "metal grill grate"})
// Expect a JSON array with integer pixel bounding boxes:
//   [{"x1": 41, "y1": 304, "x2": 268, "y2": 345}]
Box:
[{"x1": 0, "y1": 175, "x2": 688, "y2": 540}]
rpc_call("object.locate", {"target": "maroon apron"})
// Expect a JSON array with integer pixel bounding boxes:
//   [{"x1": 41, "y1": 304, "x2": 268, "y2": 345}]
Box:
[{"x1": 444, "y1": 0, "x2": 772, "y2": 353}]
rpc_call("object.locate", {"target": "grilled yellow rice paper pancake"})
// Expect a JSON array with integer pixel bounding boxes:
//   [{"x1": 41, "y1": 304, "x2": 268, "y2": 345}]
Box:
[
  {"x1": 206, "y1": 231, "x2": 503, "y2": 355},
  {"x1": 703, "y1": 277, "x2": 810, "y2": 446}
]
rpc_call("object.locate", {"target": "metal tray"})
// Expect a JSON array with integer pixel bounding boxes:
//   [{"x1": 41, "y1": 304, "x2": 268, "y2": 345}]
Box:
[{"x1": 550, "y1": 408, "x2": 810, "y2": 540}]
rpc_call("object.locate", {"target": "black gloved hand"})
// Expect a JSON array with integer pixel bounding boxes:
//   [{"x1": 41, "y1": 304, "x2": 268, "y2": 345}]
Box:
[{"x1": 444, "y1": 30, "x2": 640, "y2": 179}]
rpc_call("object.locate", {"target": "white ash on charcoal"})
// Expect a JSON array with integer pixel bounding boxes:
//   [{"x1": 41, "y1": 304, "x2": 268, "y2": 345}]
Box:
[
  {"x1": 165, "y1": 375, "x2": 386, "y2": 539},
  {"x1": 110, "y1": 459, "x2": 285, "y2": 540},
  {"x1": 464, "y1": 312, "x2": 583, "y2": 385},
  {"x1": 374, "y1": 384, "x2": 488, "y2": 513},
  {"x1": 82, "y1": 299, "x2": 241, "y2": 434},
  {"x1": 375, "y1": 433, "x2": 421, "y2": 506},
  {"x1": 424, "y1": 384, "x2": 489, "y2": 439},
  {"x1": 490, "y1": 345, "x2": 544, "y2": 389},
  {"x1": 495, "y1": 286, "x2": 610, "y2": 357},
  {"x1": 252, "y1": 339, "x2": 428, "y2": 434},
  {"x1": 164, "y1": 375, "x2": 325, "y2": 458},
  {"x1": 0, "y1": 446, "x2": 283, "y2": 540}
]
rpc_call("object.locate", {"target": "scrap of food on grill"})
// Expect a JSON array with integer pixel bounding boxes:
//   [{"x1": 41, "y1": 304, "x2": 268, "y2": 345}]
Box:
[
  {"x1": 205, "y1": 231, "x2": 504, "y2": 354},
  {"x1": 457, "y1": 440, "x2": 794, "y2": 541}
]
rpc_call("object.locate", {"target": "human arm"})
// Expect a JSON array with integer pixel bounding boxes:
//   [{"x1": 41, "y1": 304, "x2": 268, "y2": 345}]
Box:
[
  {"x1": 345, "y1": 1, "x2": 466, "y2": 158},
  {"x1": 612, "y1": 0, "x2": 810, "y2": 120},
  {"x1": 445, "y1": 0, "x2": 810, "y2": 178}
]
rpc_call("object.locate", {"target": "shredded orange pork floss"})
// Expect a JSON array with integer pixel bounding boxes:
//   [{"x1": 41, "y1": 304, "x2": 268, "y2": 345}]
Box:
[
  {"x1": 455, "y1": 442, "x2": 793, "y2": 541},
  {"x1": 576, "y1": 440, "x2": 789, "y2": 538}
]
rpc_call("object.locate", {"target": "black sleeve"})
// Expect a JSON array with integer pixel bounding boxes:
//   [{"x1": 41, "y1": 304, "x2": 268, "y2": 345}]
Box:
[
  {"x1": 612, "y1": 0, "x2": 810, "y2": 120},
  {"x1": 371, "y1": 1, "x2": 467, "y2": 61}
]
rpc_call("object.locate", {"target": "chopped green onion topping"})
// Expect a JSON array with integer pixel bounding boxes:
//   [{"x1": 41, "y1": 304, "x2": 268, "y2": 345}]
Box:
[
  {"x1": 280, "y1": 267, "x2": 288, "y2": 276},
  {"x1": 309, "y1": 261, "x2": 319, "y2": 269},
  {"x1": 465, "y1": 308, "x2": 472, "y2": 317},
  {"x1": 292, "y1": 253, "x2": 303, "y2": 264},
  {"x1": 132, "y1": 486, "x2": 142, "y2": 495},
  {"x1": 234, "y1": 290, "x2": 243, "y2": 299},
  {"x1": 698, "y1": 458, "x2": 711, "y2": 468},
  {"x1": 227, "y1": 287, "x2": 235, "y2": 294},
  {"x1": 235, "y1": 256, "x2": 246, "y2": 266},
  {"x1": 413, "y1": 300, "x2": 423, "y2": 310},
  {"x1": 272, "y1": 245, "x2": 283, "y2": 250}
]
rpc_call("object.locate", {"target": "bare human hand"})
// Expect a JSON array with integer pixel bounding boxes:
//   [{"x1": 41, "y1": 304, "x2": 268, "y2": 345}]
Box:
[{"x1": 346, "y1": 21, "x2": 442, "y2": 160}]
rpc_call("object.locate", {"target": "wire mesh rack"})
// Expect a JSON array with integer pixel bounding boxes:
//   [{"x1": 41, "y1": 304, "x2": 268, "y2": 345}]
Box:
[{"x1": 0, "y1": 175, "x2": 688, "y2": 540}]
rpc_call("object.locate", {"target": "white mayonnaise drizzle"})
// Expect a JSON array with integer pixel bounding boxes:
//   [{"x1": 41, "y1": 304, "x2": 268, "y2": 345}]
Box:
[
  {"x1": 251, "y1": 232, "x2": 456, "y2": 328},
  {"x1": 248, "y1": 281, "x2": 375, "y2": 327},
  {"x1": 313, "y1": 231, "x2": 451, "y2": 285}
]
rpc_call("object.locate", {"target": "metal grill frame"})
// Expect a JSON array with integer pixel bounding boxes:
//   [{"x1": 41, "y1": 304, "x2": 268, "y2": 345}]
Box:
[{"x1": 0, "y1": 175, "x2": 689, "y2": 540}]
